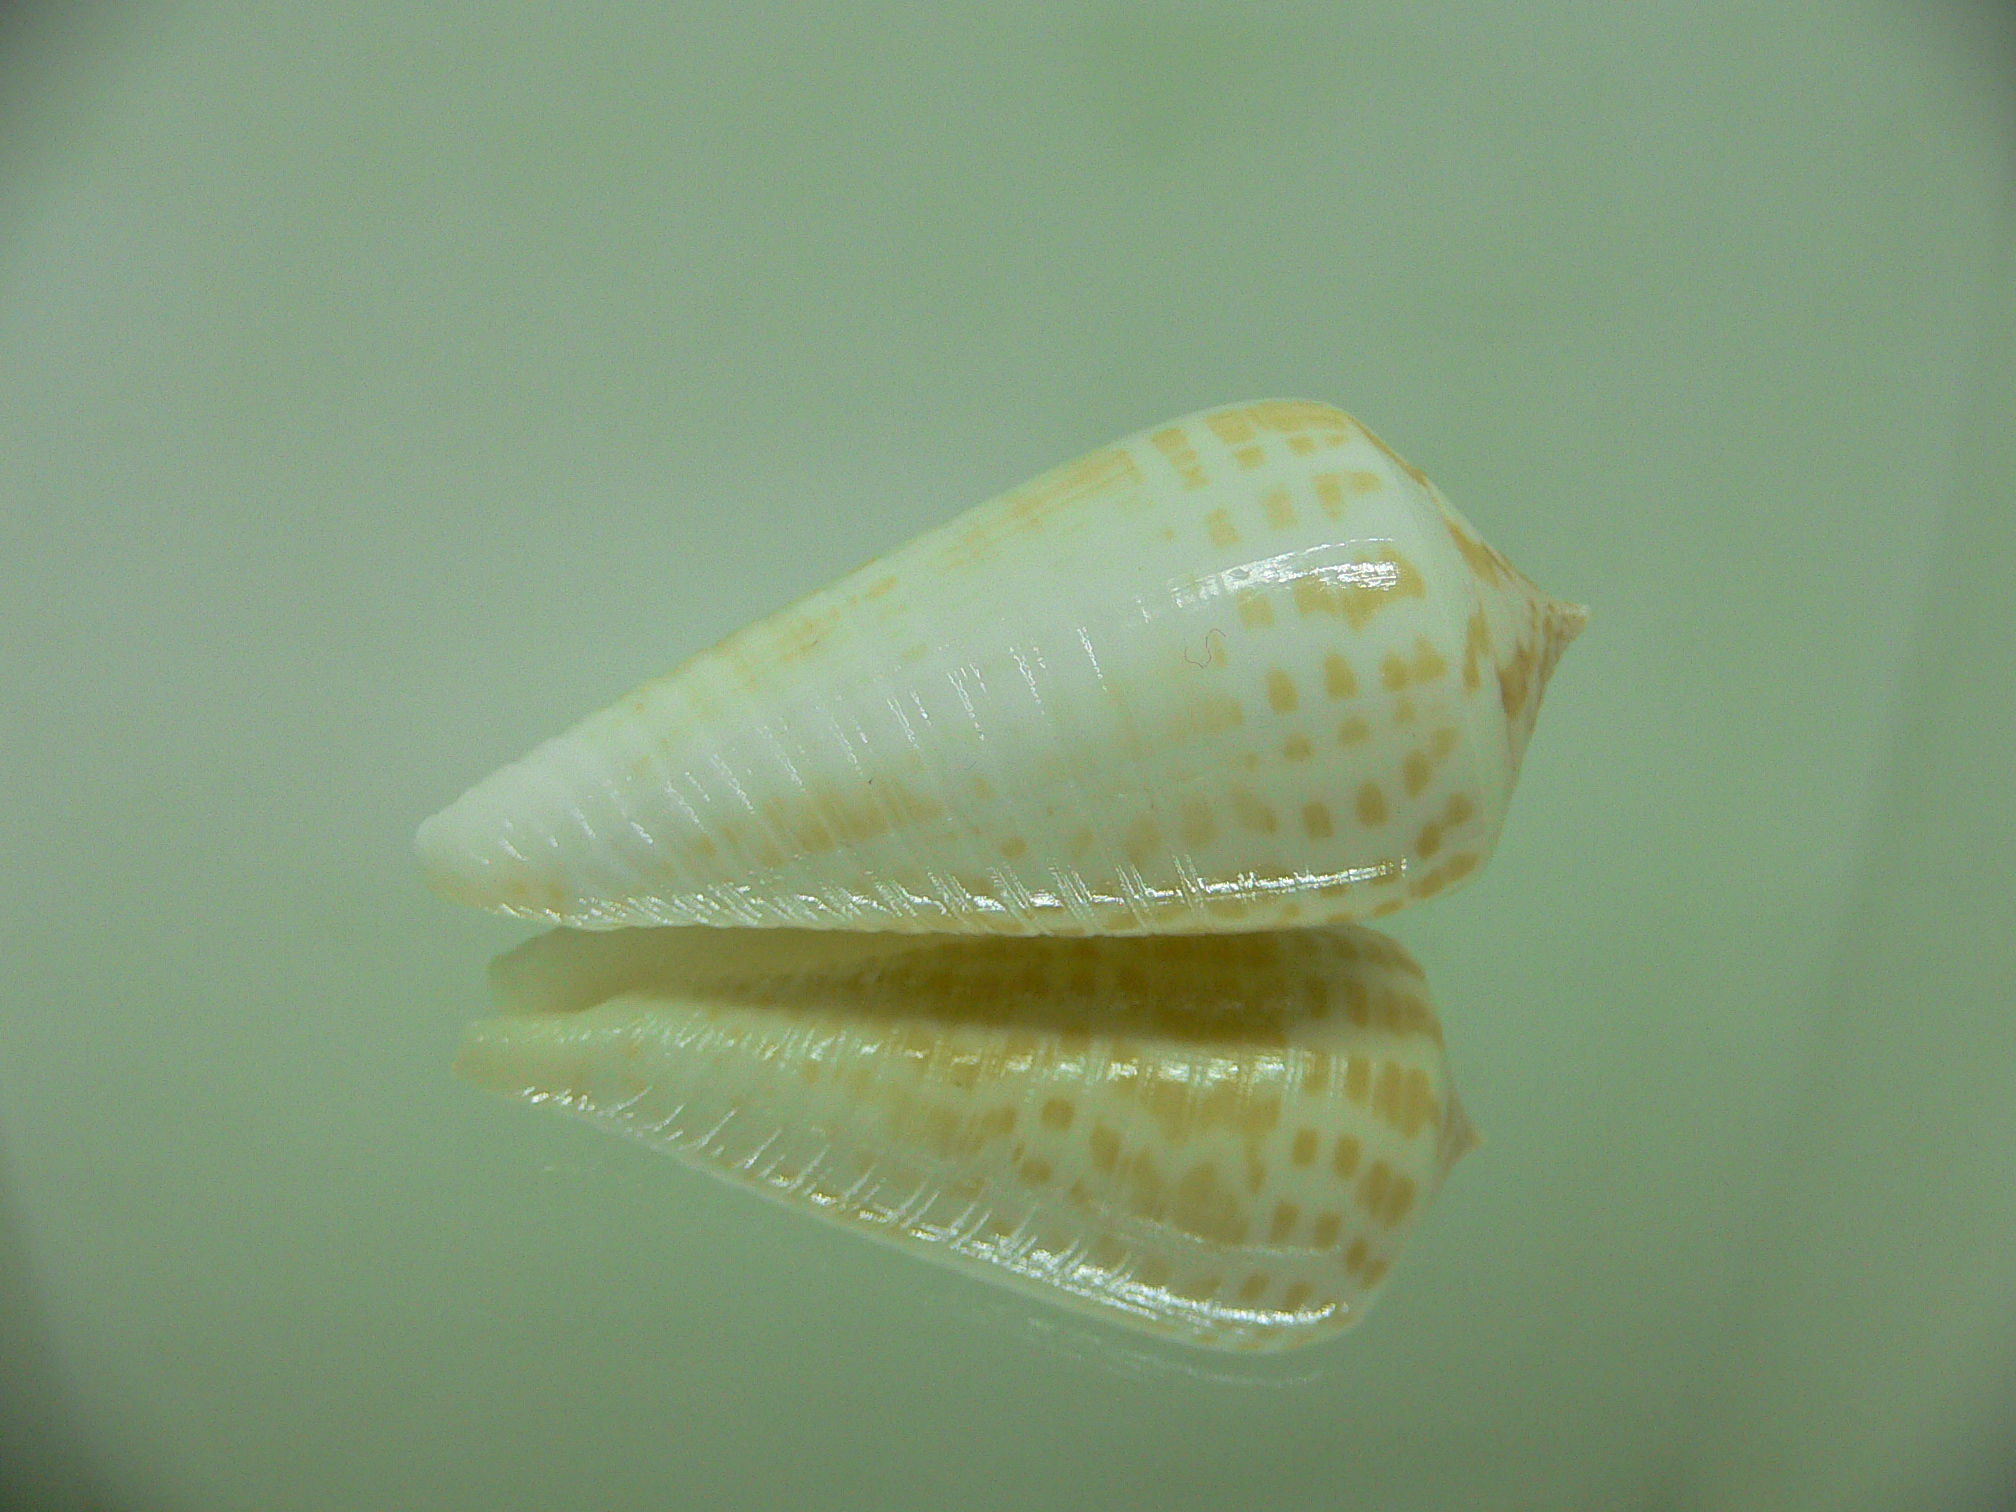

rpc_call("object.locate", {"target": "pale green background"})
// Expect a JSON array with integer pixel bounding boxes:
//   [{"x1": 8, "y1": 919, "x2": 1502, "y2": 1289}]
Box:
[{"x1": 2, "y1": 3, "x2": 2013, "y2": 1509}]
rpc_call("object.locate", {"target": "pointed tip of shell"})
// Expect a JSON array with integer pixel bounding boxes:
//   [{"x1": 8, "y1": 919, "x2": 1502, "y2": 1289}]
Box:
[
  {"x1": 1554, "y1": 599, "x2": 1591, "y2": 644},
  {"x1": 1445, "y1": 1093, "x2": 1483, "y2": 1167},
  {"x1": 415, "y1": 752, "x2": 595, "y2": 924},
  {"x1": 1536, "y1": 597, "x2": 1589, "y2": 699},
  {"x1": 1500, "y1": 590, "x2": 1587, "y2": 775}
]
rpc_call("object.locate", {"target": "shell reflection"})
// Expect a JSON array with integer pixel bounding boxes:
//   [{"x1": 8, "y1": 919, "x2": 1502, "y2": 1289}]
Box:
[{"x1": 458, "y1": 924, "x2": 1474, "y2": 1351}]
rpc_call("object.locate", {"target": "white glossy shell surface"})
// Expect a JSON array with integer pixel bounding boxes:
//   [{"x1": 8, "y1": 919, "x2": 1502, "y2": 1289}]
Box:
[{"x1": 418, "y1": 401, "x2": 1583, "y2": 934}]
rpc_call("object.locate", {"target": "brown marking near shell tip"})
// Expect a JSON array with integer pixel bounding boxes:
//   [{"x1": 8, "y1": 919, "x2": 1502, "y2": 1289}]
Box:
[{"x1": 1150, "y1": 426, "x2": 1209, "y2": 489}]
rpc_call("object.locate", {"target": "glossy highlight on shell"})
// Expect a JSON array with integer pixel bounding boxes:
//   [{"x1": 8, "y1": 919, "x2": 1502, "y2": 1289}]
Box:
[
  {"x1": 417, "y1": 401, "x2": 1584, "y2": 935},
  {"x1": 459, "y1": 924, "x2": 1475, "y2": 1352}
]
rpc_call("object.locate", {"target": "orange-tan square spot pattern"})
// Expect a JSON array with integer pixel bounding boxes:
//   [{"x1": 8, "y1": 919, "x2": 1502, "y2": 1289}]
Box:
[
  {"x1": 457, "y1": 923, "x2": 1479, "y2": 1353},
  {"x1": 418, "y1": 400, "x2": 1585, "y2": 943}
]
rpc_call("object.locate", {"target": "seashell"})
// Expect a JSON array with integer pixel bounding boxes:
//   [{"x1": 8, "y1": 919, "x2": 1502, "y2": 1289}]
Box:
[
  {"x1": 417, "y1": 399, "x2": 1585, "y2": 934},
  {"x1": 458, "y1": 922, "x2": 1476, "y2": 1352}
]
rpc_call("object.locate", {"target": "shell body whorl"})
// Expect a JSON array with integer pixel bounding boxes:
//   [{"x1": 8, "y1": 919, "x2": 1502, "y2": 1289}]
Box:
[
  {"x1": 458, "y1": 923, "x2": 1475, "y2": 1352},
  {"x1": 419, "y1": 401, "x2": 1583, "y2": 933}
]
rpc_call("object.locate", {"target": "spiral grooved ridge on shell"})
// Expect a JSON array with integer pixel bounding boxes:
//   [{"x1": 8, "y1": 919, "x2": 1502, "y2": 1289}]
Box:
[{"x1": 419, "y1": 400, "x2": 1583, "y2": 934}]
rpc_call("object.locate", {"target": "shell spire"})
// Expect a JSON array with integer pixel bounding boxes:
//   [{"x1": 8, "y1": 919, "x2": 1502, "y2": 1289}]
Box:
[
  {"x1": 418, "y1": 401, "x2": 1583, "y2": 934},
  {"x1": 1429, "y1": 487, "x2": 1587, "y2": 776}
]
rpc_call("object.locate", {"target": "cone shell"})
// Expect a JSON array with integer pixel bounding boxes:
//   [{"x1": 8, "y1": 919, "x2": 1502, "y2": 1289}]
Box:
[
  {"x1": 419, "y1": 401, "x2": 1584, "y2": 933},
  {"x1": 458, "y1": 924, "x2": 1475, "y2": 1352}
]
